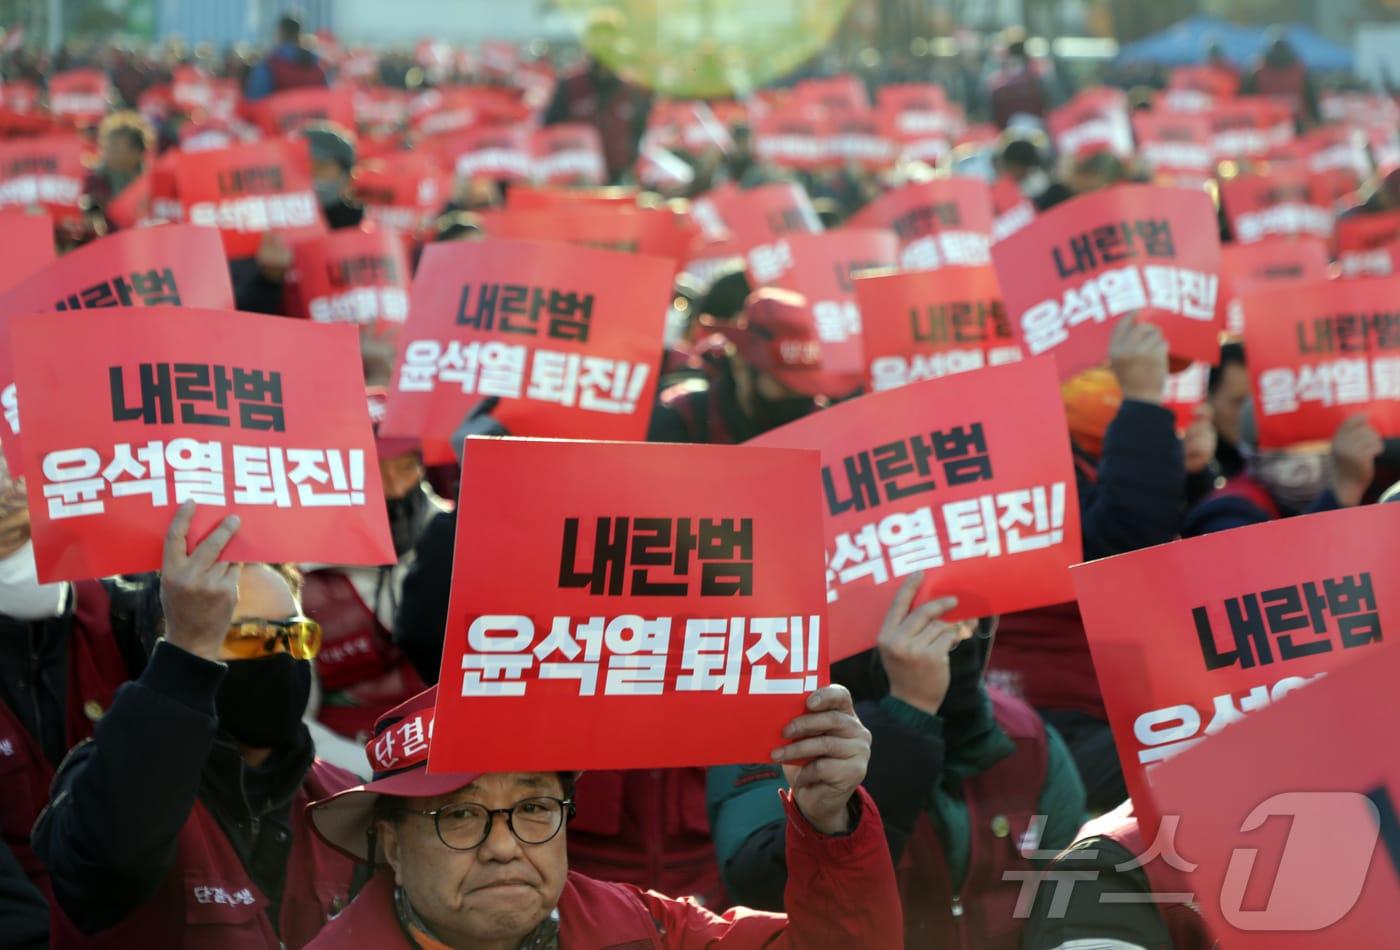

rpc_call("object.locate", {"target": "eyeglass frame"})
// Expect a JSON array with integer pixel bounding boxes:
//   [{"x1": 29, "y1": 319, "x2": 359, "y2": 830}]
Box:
[
  {"x1": 403, "y1": 796, "x2": 577, "y2": 852},
  {"x1": 222, "y1": 616, "x2": 323, "y2": 660}
]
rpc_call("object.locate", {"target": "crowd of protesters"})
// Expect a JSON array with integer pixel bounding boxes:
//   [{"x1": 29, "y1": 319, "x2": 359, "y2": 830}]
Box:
[{"x1": 0, "y1": 9, "x2": 1398, "y2": 950}]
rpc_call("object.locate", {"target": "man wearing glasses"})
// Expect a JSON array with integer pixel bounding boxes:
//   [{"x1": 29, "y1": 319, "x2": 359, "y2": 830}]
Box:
[
  {"x1": 33, "y1": 503, "x2": 361, "y2": 948},
  {"x1": 304, "y1": 684, "x2": 904, "y2": 948}
]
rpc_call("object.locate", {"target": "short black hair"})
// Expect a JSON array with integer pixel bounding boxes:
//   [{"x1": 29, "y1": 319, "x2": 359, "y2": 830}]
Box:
[
  {"x1": 1208, "y1": 342, "x2": 1246, "y2": 395},
  {"x1": 1007, "y1": 39, "x2": 1028, "y2": 60},
  {"x1": 278, "y1": 13, "x2": 302, "y2": 40}
]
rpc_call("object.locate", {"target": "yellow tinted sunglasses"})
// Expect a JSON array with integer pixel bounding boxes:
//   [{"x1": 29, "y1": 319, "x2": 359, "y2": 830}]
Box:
[{"x1": 223, "y1": 617, "x2": 323, "y2": 660}]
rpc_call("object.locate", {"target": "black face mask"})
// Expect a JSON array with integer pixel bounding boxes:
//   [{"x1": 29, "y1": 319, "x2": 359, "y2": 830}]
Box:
[
  {"x1": 386, "y1": 486, "x2": 426, "y2": 557},
  {"x1": 750, "y1": 388, "x2": 815, "y2": 434},
  {"x1": 215, "y1": 654, "x2": 311, "y2": 749}
]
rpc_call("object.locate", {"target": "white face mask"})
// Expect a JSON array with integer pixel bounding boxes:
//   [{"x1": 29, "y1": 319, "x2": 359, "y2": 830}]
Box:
[
  {"x1": 0, "y1": 541, "x2": 68, "y2": 622},
  {"x1": 1019, "y1": 169, "x2": 1051, "y2": 198},
  {"x1": 1250, "y1": 450, "x2": 1330, "y2": 511}
]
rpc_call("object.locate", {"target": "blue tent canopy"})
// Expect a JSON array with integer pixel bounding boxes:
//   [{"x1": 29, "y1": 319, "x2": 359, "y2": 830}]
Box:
[{"x1": 1116, "y1": 15, "x2": 1355, "y2": 73}]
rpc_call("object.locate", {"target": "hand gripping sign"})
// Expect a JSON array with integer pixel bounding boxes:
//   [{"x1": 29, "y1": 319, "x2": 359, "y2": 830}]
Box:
[
  {"x1": 292, "y1": 228, "x2": 412, "y2": 335},
  {"x1": 14, "y1": 308, "x2": 394, "y2": 582},
  {"x1": 1241, "y1": 276, "x2": 1400, "y2": 448},
  {"x1": 427, "y1": 437, "x2": 829, "y2": 773},
  {"x1": 1149, "y1": 632, "x2": 1400, "y2": 948},
  {"x1": 380, "y1": 239, "x2": 674, "y2": 461},
  {"x1": 1071, "y1": 504, "x2": 1400, "y2": 843},
  {"x1": 854, "y1": 265, "x2": 1022, "y2": 392},
  {"x1": 846, "y1": 179, "x2": 994, "y2": 272},
  {"x1": 749, "y1": 358, "x2": 1082, "y2": 661},
  {"x1": 0, "y1": 225, "x2": 234, "y2": 476},
  {"x1": 990, "y1": 184, "x2": 1222, "y2": 380},
  {"x1": 171, "y1": 139, "x2": 327, "y2": 258}
]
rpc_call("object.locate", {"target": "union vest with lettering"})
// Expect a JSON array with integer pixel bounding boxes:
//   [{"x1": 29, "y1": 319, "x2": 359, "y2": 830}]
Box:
[
  {"x1": 51, "y1": 760, "x2": 359, "y2": 950},
  {"x1": 897, "y1": 689, "x2": 1048, "y2": 950},
  {"x1": 0, "y1": 580, "x2": 130, "y2": 900}
]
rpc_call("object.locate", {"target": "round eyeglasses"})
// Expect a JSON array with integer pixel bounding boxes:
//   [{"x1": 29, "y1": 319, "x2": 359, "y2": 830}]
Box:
[{"x1": 406, "y1": 796, "x2": 576, "y2": 851}]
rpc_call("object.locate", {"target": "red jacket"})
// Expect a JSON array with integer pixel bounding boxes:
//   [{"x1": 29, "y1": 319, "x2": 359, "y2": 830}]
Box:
[
  {"x1": 897, "y1": 691, "x2": 1049, "y2": 950},
  {"x1": 51, "y1": 760, "x2": 359, "y2": 949},
  {"x1": 308, "y1": 787, "x2": 903, "y2": 949},
  {"x1": 568, "y1": 767, "x2": 725, "y2": 908},
  {"x1": 301, "y1": 569, "x2": 425, "y2": 740},
  {"x1": 0, "y1": 581, "x2": 131, "y2": 899}
]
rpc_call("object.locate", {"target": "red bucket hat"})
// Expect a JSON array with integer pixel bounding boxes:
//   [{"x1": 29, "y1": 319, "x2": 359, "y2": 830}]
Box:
[
  {"x1": 712, "y1": 287, "x2": 849, "y2": 398},
  {"x1": 307, "y1": 686, "x2": 480, "y2": 863}
]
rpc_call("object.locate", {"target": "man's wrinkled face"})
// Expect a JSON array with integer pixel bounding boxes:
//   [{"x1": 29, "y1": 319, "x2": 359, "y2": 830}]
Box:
[
  {"x1": 379, "y1": 772, "x2": 569, "y2": 946},
  {"x1": 380, "y1": 452, "x2": 424, "y2": 501},
  {"x1": 1210, "y1": 362, "x2": 1251, "y2": 446}
]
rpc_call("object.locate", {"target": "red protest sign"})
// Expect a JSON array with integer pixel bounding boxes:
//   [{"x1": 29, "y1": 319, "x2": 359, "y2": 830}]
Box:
[
  {"x1": 847, "y1": 179, "x2": 993, "y2": 272},
  {"x1": 0, "y1": 136, "x2": 85, "y2": 217},
  {"x1": 1049, "y1": 87, "x2": 1133, "y2": 160},
  {"x1": 749, "y1": 358, "x2": 1081, "y2": 660},
  {"x1": 505, "y1": 185, "x2": 638, "y2": 211},
  {"x1": 435, "y1": 124, "x2": 532, "y2": 183},
  {"x1": 691, "y1": 181, "x2": 823, "y2": 247},
  {"x1": 172, "y1": 139, "x2": 326, "y2": 258},
  {"x1": 1162, "y1": 362, "x2": 1210, "y2": 430},
  {"x1": 14, "y1": 308, "x2": 394, "y2": 581},
  {"x1": 1241, "y1": 277, "x2": 1400, "y2": 448},
  {"x1": 428, "y1": 437, "x2": 829, "y2": 772},
  {"x1": 248, "y1": 86, "x2": 355, "y2": 136},
  {"x1": 1149, "y1": 635, "x2": 1400, "y2": 948},
  {"x1": 1132, "y1": 112, "x2": 1214, "y2": 186},
  {"x1": 990, "y1": 185, "x2": 1222, "y2": 379},
  {"x1": 48, "y1": 69, "x2": 110, "y2": 127},
  {"x1": 1209, "y1": 98, "x2": 1293, "y2": 160},
  {"x1": 751, "y1": 107, "x2": 828, "y2": 171},
  {"x1": 0, "y1": 225, "x2": 234, "y2": 475},
  {"x1": 481, "y1": 205, "x2": 697, "y2": 268},
  {"x1": 744, "y1": 229, "x2": 900, "y2": 387},
  {"x1": 530, "y1": 124, "x2": 607, "y2": 186},
  {"x1": 1335, "y1": 211, "x2": 1400, "y2": 276},
  {"x1": 854, "y1": 266, "x2": 1021, "y2": 392},
  {"x1": 380, "y1": 240, "x2": 674, "y2": 460},
  {"x1": 1219, "y1": 237, "x2": 1330, "y2": 337},
  {"x1": 353, "y1": 153, "x2": 450, "y2": 237},
  {"x1": 1071, "y1": 505, "x2": 1400, "y2": 842},
  {"x1": 1221, "y1": 170, "x2": 1332, "y2": 244},
  {"x1": 796, "y1": 74, "x2": 869, "y2": 114},
  {"x1": 292, "y1": 228, "x2": 411, "y2": 333},
  {"x1": 876, "y1": 84, "x2": 962, "y2": 166},
  {"x1": 990, "y1": 177, "x2": 1036, "y2": 241},
  {"x1": 0, "y1": 211, "x2": 53, "y2": 293},
  {"x1": 825, "y1": 112, "x2": 895, "y2": 170}
]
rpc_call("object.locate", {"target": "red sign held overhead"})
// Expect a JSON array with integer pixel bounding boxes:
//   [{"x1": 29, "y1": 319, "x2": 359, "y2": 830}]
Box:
[
  {"x1": 1335, "y1": 211, "x2": 1400, "y2": 278},
  {"x1": 480, "y1": 205, "x2": 697, "y2": 270},
  {"x1": 14, "y1": 308, "x2": 394, "y2": 581},
  {"x1": 691, "y1": 182, "x2": 822, "y2": 246},
  {"x1": 530, "y1": 123, "x2": 608, "y2": 186},
  {"x1": 1049, "y1": 87, "x2": 1134, "y2": 160},
  {"x1": 47, "y1": 69, "x2": 110, "y2": 127},
  {"x1": 1150, "y1": 635, "x2": 1400, "y2": 949},
  {"x1": 380, "y1": 239, "x2": 674, "y2": 462},
  {"x1": 749, "y1": 358, "x2": 1082, "y2": 661},
  {"x1": 428, "y1": 437, "x2": 829, "y2": 773},
  {"x1": 1218, "y1": 237, "x2": 1330, "y2": 337},
  {"x1": 990, "y1": 184, "x2": 1223, "y2": 380},
  {"x1": 0, "y1": 225, "x2": 234, "y2": 476},
  {"x1": 248, "y1": 86, "x2": 355, "y2": 136},
  {"x1": 1132, "y1": 112, "x2": 1214, "y2": 187},
  {"x1": 353, "y1": 153, "x2": 451, "y2": 238},
  {"x1": 1071, "y1": 505, "x2": 1400, "y2": 844},
  {"x1": 846, "y1": 179, "x2": 993, "y2": 272},
  {"x1": 0, "y1": 136, "x2": 85, "y2": 218},
  {"x1": 1240, "y1": 277, "x2": 1400, "y2": 448},
  {"x1": 171, "y1": 139, "x2": 327, "y2": 258},
  {"x1": 293, "y1": 228, "x2": 412, "y2": 334},
  {"x1": 1208, "y1": 98, "x2": 1294, "y2": 160},
  {"x1": 743, "y1": 229, "x2": 900, "y2": 388},
  {"x1": 1221, "y1": 170, "x2": 1332, "y2": 244},
  {"x1": 854, "y1": 266, "x2": 1021, "y2": 392}
]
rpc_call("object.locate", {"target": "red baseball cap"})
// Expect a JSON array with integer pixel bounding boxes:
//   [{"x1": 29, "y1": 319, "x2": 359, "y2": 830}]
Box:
[
  {"x1": 307, "y1": 686, "x2": 480, "y2": 863},
  {"x1": 713, "y1": 287, "x2": 849, "y2": 398}
]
